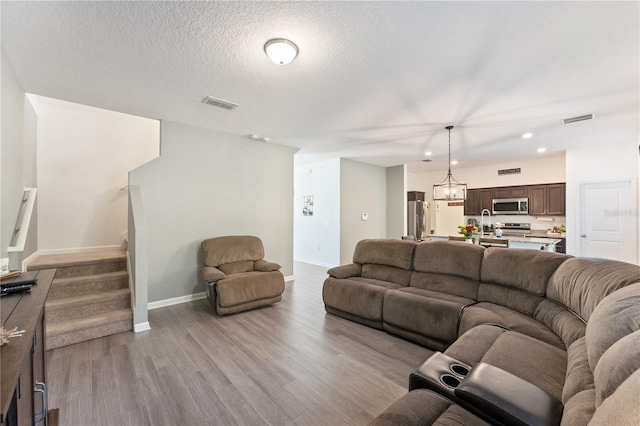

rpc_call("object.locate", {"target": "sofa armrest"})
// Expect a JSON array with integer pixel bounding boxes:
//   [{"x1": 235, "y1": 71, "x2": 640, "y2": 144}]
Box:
[
  {"x1": 327, "y1": 263, "x2": 362, "y2": 279},
  {"x1": 254, "y1": 259, "x2": 281, "y2": 272},
  {"x1": 201, "y1": 266, "x2": 226, "y2": 283},
  {"x1": 454, "y1": 363, "x2": 563, "y2": 426}
]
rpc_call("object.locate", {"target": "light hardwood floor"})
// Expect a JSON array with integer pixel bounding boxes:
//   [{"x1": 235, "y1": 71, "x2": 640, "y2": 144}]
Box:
[{"x1": 47, "y1": 262, "x2": 432, "y2": 425}]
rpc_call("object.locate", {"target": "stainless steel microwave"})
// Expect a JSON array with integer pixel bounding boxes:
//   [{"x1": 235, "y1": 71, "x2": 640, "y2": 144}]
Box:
[{"x1": 492, "y1": 198, "x2": 529, "y2": 215}]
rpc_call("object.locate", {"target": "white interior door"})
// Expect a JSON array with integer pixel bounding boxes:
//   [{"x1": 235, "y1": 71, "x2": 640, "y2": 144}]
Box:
[{"x1": 579, "y1": 180, "x2": 637, "y2": 263}]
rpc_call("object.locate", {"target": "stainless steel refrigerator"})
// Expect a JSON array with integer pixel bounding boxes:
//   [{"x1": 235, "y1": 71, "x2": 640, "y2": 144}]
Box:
[{"x1": 407, "y1": 201, "x2": 431, "y2": 240}]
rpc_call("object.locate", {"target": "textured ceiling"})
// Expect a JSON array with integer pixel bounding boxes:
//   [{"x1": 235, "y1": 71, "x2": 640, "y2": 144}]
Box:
[{"x1": 2, "y1": 1, "x2": 638, "y2": 171}]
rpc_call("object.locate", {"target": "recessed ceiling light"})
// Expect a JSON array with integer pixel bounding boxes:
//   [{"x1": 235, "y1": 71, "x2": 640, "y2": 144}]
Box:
[
  {"x1": 451, "y1": 160, "x2": 458, "y2": 165},
  {"x1": 264, "y1": 38, "x2": 298, "y2": 65},
  {"x1": 537, "y1": 148, "x2": 547, "y2": 153},
  {"x1": 522, "y1": 133, "x2": 533, "y2": 139},
  {"x1": 424, "y1": 151, "x2": 433, "y2": 156}
]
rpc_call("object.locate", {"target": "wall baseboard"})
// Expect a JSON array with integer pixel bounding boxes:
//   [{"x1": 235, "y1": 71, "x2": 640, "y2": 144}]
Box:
[
  {"x1": 35, "y1": 245, "x2": 122, "y2": 256},
  {"x1": 294, "y1": 257, "x2": 336, "y2": 269},
  {"x1": 21, "y1": 251, "x2": 40, "y2": 271},
  {"x1": 148, "y1": 291, "x2": 207, "y2": 310},
  {"x1": 133, "y1": 321, "x2": 151, "y2": 333},
  {"x1": 284, "y1": 275, "x2": 295, "y2": 282}
]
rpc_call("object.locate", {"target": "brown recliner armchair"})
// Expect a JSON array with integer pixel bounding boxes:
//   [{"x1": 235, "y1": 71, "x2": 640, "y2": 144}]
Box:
[{"x1": 200, "y1": 235, "x2": 285, "y2": 315}]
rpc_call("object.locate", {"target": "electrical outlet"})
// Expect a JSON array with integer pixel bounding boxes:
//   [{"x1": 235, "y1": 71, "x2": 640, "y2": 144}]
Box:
[
  {"x1": 361, "y1": 213, "x2": 368, "y2": 221},
  {"x1": 1, "y1": 258, "x2": 9, "y2": 273}
]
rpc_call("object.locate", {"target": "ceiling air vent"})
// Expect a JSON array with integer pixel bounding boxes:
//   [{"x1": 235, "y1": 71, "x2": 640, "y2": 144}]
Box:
[
  {"x1": 421, "y1": 159, "x2": 432, "y2": 163},
  {"x1": 563, "y1": 114, "x2": 594, "y2": 124},
  {"x1": 202, "y1": 96, "x2": 238, "y2": 111}
]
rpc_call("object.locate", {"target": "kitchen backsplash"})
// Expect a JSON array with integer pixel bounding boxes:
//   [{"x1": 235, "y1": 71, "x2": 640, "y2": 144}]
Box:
[{"x1": 465, "y1": 215, "x2": 566, "y2": 231}]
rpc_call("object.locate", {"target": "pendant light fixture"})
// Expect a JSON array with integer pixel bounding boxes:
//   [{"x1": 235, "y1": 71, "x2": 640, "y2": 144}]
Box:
[{"x1": 432, "y1": 126, "x2": 467, "y2": 200}]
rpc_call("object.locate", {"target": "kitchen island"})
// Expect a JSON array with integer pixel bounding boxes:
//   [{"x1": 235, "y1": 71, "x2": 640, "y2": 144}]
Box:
[{"x1": 427, "y1": 234, "x2": 562, "y2": 251}]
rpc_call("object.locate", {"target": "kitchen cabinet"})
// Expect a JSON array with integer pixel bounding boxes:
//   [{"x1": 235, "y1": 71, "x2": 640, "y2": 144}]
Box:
[
  {"x1": 464, "y1": 189, "x2": 493, "y2": 215},
  {"x1": 529, "y1": 183, "x2": 565, "y2": 216},
  {"x1": 546, "y1": 184, "x2": 566, "y2": 215},
  {"x1": 464, "y1": 190, "x2": 479, "y2": 215},
  {"x1": 492, "y1": 186, "x2": 529, "y2": 199},
  {"x1": 407, "y1": 191, "x2": 425, "y2": 202},
  {"x1": 479, "y1": 190, "x2": 493, "y2": 213}
]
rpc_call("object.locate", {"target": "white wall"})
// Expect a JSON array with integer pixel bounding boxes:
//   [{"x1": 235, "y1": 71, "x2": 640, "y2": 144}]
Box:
[
  {"x1": 566, "y1": 142, "x2": 639, "y2": 261},
  {"x1": 293, "y1": 158, "x2": 340, "y2": 267},
  {"x1": 34, "y1": 96, "x2": 159, "y2": 251},
  {"x1": 386, "y1": 165, "x2": 406, "y2": 239},
  {"x1": 340, "y1": 158, "x2": 387, "y2": 265},
  {"x1": 408, "y1": 155, "x2": 567, "y2": 231},
  {"x1": 129, "y1": 121, "x2": 297, "y2": 303},
  {"x1": 1, "y1": 48, "x2": 38, "y2": 268}
]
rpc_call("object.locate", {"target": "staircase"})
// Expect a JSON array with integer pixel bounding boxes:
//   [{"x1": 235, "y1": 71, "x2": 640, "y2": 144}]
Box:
[{"x1": 27, "y1": 249, "x2": 133, "y2": 350}]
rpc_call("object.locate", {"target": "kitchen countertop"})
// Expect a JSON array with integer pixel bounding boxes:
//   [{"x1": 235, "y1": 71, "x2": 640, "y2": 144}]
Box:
[
  {"x1": 428, "y1": 234, "x2": 562, "y2": 245},
  {"x1": 530, "y1": 230, "x2": 566, "y2": 239}
]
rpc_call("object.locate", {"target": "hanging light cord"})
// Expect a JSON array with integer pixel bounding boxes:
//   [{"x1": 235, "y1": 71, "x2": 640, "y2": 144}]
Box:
[{"x1": 446, "y1": 125, "x2": 453, "y2": 180}]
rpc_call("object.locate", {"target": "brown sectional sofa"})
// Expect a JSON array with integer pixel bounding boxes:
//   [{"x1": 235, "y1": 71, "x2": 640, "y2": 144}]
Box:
[{"x1": 322, "y1": 239, "x2": 640, "y2": 425}]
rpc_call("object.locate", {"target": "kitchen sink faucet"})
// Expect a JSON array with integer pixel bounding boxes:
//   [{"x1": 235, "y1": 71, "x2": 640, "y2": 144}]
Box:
[{"x1": 481, "y1": 209, "x2": 491, "y2": 238}]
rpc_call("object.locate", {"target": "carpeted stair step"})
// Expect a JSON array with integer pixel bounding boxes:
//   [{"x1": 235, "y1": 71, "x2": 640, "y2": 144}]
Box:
[
  {"x1": 46, "y1": 309, "x2": 133, "y2": 350},
  {"x1": 45, "y1": 288, "x2": 131, "y2": 323},
  {"x1": 27, "y1": 249, "x2": 127, "y2": 278},
  {"x1": 47, "y1": 270, "x2": 129, "y2": 300}
]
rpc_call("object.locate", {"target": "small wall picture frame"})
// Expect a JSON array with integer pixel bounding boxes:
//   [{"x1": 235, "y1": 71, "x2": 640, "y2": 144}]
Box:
[{"x1": 302, "y1": 196, "x2": 314, "y2": 216}]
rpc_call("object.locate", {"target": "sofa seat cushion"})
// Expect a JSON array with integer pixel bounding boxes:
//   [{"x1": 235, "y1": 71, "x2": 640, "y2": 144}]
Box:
[
  {"x1": 383, "y1": 288, "x2": 475, "y2": 348},
  {"x1": 215, "y1": 270, "x2": 284, "y2": 308},
  {"x1": 459, "y1": 302, "x2": 565, "y2": 349},
  {"x1": 480, "y1": 332, "x2": 567, "y2": 401},
  {"x1": 445, "y1": 325, "x2": 566, "y2": 401},
  {"x1": 369, "y1": 389, "x2": 490, "y2": 426},
  {"x1": 323, "y1": 277, "x2": 402, "y2": 323}
]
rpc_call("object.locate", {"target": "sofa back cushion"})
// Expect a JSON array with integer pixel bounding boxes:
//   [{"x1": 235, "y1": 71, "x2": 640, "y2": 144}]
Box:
[
  {"x1": 534, "y1": 299, "x2": 586, "y2": 349},
  {"x1": 477, "y1": 249, "x2": 570, "y2": 316},
  {"x1": 547, "y1": 257, "x2": 640, "y2": 322},
  {"x1": 353, "y1": 239, "x2": 416, "y2": 270},
  {"x1": 562, "y1": 284, "x2": 640, "y2": 424},
  {"x1": 585, "y1": 283, "x2": 640, "y2": 374},
  {"x1": 353, "y1": 239, "x2": 416, "y2": 286},
  {"x1": 481, "y1": 248, "x2": 570, "y2": 296},
  {"x1": 410, "y1": 241, "x2": 484, "y2": 299},
  {"x1": 219, "y1": 261, "x2": 254, "y2": 275},
  {"x1": 202, "y1": 235, "x2": 264, "y2": 267}
]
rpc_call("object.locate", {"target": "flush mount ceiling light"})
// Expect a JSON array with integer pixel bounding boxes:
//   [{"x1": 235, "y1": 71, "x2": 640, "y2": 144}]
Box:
[
  {"x1": 537, "y1": 147, "x2": 547, "y2": 153},
  {"x1": 264, "y1": 38, "x2": 298, "y2": 65},
  {"x1": 522, "y1": 133, "x2": 533, "y2": 139},
  {"x1": 433, "y1": 126, "x2": 467, "y2": 201}
]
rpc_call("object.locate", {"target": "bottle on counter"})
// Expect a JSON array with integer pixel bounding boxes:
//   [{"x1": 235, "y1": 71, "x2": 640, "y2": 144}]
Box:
[{"x1": 495, "y1": 228, "x2": 503, "y2": 238}]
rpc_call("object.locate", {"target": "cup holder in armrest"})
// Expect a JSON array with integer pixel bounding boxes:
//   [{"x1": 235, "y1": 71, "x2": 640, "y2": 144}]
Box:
[
  {"x1": 440, "y1": 374, "x2": 461, "y2": 388},
  {"x1": 409, "y1": 351, "x2": 472, "y2": 398},
  {"x1": 450, "y1": 363, "x2": 470, "y2": 376}
]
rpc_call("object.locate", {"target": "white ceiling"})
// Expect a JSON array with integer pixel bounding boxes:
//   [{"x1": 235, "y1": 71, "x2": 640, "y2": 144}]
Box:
[{"x1": 2, "y1": 1, "x2": 638, "y2": 172}]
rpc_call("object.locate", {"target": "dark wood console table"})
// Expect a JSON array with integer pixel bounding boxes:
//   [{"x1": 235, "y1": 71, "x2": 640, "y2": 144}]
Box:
[{"x1": 1, "y1": 269, "x2": 54, "y2": 426}]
